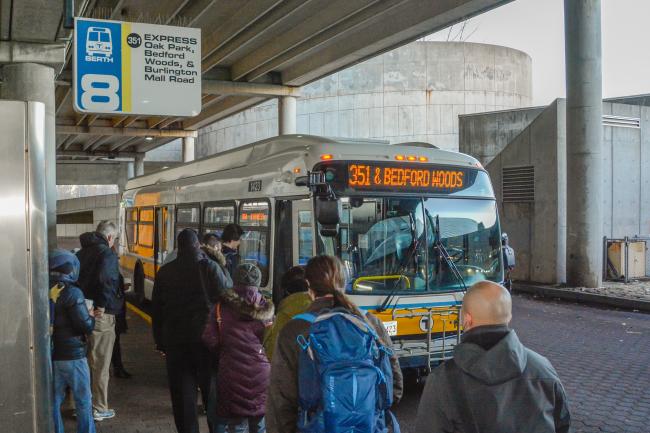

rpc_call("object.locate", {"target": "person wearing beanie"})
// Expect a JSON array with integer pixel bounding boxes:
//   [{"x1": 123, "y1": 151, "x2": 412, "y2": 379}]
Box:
[
  {"x1": 263, "y1": 266, "x2": 311, "y2": 360},
  {"x1": 203, "y1": 263, "x2": 274, "y2": 433},
  {"x1": 49, "y1": 249, "x2": 96, "y2": 433},
  {"x1": 152, "y1": 229, "x2": 233, "y2": 433}
]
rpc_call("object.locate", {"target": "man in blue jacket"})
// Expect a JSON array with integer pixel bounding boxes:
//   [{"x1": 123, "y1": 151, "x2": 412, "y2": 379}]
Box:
[
  {"x1": 50, "y1": 249, "x2": 96, "y2": 433},
  {"x1": 76, "y1": 220, "x2": 121, "y2": 421}
]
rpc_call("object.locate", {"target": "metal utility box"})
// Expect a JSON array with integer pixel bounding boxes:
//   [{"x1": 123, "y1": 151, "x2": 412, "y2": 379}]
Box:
[
  {"x1": 608, "y1": 240, "x2": 646, "y2": 279},
  {"x1": 0, "y1": 101, "x2": 52, "y2": 433}
]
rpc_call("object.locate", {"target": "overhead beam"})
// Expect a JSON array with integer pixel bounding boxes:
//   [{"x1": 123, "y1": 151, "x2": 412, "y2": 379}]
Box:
[
  {"x1": 0, "y1": 41, "x2": 66, "y2": 69},
  {"x1": 281, "y1": 0, "x2": 513, "y2": 85},
  {"x1": 231, "y1": 0, "x2": 381, "y2": 81},
  {"x1": 202, "y1": 80, "x2": 301, "y2": 97},
  {"x1": 57, "y1": 150, "x2": 141, "y2": 158},
  {"x1": 183, "y1": 95, "x2": 267, "y2": 130},
  {"x1": 109, "y1": 136, "x2": 139, "y2": 152},
  {"x1": 56, "y1": 125, "x2": 198, "y2": 138}
]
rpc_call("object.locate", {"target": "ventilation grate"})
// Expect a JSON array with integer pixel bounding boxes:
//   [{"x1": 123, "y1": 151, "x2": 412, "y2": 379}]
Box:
[{"x1": 502, "y1": 166, "x2": 534, "y2": 202}]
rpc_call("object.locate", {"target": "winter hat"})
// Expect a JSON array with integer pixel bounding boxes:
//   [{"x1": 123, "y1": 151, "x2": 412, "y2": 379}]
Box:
[
  {"x1": 49, "y1": 248, "x2": 80, "y2": 284},
  {"x1": 233, "y1": 263, "x2": 262, "y2": 287},
  {"x1": 177, "y1": 228, "x2": 200, "y2": 254}
]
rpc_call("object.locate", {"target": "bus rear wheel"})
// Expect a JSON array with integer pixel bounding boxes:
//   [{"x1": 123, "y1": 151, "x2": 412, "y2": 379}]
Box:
[{"x1": 133, "y1": 263, "x2": 145, "y2": 305}]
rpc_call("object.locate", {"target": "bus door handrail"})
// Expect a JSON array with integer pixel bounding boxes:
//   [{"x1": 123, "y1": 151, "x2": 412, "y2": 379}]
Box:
[{"x1": 392, "y1": 305, "x2": 462, "y2": 372}]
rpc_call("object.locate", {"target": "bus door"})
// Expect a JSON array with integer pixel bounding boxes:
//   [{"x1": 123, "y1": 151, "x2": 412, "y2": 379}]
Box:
[
  {"x1": 153, "y1": 206, "x2": 168, "y2": 273},
  {"x1": 292, "y1": 199, "x2": 314, "y2": 266}
]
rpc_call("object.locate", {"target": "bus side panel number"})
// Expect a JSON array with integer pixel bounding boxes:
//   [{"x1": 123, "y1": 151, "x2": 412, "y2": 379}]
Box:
[{"x1": 248, "y1": 180, "x2": 262, "y2": 192}]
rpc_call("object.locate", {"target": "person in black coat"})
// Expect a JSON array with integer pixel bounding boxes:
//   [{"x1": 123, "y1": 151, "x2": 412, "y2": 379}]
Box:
[
  {"x1": 49, "y1": 249, "x2": 96, "y2": 433},
  {"x1": 152, "y1": 229, "x2": 233, "y2": 433},
  {"x1": 76, "y1": 221, "x2": 121, "y2": 420},
  {"x1": 415, "y1": 281, "x2": 571, "y2": 433}
]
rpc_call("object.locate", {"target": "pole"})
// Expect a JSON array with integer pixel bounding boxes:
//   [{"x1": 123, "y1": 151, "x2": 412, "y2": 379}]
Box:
[
  {"x1": 0, "y1": 63, "x2": 57, "y2": 248},
  {"x1": 564, "y1": 0, "x2": 603, "y2": 288},
  {"x1": 134, "y1": 154, "x2": 145, "y2": 177},
  {"x1": 183, "y1": 136, "x2": 195, "y2": 162},
  {"x1": 278, "y1": 95, "x2": 297, "y2": 135}
]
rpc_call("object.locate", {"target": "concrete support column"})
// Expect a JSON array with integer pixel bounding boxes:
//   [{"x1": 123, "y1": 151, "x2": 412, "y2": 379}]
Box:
[
  {"x1": 278, "y1": 95, "x2": 297, "y2": 135},
  {"x1": 183, "y1": 136, "x2": 195, "y2": 162},
  {"x1": 0, "y1": 63, "x2": 56, "y2": 247},
  {"x1": 134, "y1": 154, "x2": 145, "y2": 177},
  {"x1": 564, "y1": 0, "x2": 603, "y2": 287}
]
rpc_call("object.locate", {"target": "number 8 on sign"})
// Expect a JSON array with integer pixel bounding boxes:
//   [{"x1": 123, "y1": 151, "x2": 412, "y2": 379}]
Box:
[{"x1": 80, "y1": 74, "x2": 120, "y2": 111}]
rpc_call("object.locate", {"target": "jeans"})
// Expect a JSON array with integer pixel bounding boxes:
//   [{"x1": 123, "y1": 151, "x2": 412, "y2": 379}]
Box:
[
  {"x1": 53, "y1": 358, "x2": 95, "y2": 433},
  {"x1": 217, "y1": 417, "x2": 265, "y2": 433}
]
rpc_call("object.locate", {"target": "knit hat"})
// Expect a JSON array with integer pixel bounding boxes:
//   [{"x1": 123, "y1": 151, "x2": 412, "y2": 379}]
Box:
[
  {"x1": 49, "y1": 248, "x2": 80, "y2": 284},
  {"x1": 233, "y1": 263, "x2": 262, "y2": 287}
]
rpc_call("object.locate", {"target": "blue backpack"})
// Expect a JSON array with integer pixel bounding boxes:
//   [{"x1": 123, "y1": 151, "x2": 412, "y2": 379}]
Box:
[{"x1": 294, "y1": 309, "x2": 400, "y2": 433}]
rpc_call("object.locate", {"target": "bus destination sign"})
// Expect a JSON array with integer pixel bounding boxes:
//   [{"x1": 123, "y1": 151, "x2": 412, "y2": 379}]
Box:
[{"x1": 347, "y1": 163, "x2": 472, "y2": 193}]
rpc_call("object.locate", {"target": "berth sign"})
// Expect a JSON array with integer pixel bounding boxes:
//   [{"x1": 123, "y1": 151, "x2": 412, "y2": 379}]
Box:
[{"x1": 73, "y1": 17, "x2": 201, "y2": 116}]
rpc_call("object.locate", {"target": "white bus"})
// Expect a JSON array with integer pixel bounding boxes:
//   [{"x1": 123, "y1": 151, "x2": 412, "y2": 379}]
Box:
[{"x1": 119, "y1": 135, "x2": 503, "y2": 371}]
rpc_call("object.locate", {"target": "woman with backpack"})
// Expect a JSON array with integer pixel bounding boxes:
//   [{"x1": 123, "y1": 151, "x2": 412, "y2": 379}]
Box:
[
  {"x1": 266, "y1": 255, "x2": 403, "y2": 433},
  {"x1": 203, "y1": 263, "x2": 274, "y2": 433}
]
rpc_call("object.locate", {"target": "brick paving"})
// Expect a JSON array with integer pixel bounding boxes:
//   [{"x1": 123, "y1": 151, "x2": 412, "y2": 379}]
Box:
[{"x1": 64, "y1": 294, "x2": 650, "y2": 433}]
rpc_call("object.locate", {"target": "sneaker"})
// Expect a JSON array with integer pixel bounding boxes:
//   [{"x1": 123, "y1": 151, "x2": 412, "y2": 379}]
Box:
[{"x1": 93, "y1": 409, "x2": 116, "y2": 421}]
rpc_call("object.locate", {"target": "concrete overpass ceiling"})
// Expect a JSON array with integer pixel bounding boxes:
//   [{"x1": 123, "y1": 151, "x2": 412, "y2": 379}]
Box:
[{"x1": 25, "y1": 0, "x2": 512, "y2": 161}]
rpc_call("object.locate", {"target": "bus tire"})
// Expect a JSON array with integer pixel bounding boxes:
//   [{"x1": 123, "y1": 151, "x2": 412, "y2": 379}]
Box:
[{"x1": 134, "y1": 263, "x2": 145, "y2": 305}]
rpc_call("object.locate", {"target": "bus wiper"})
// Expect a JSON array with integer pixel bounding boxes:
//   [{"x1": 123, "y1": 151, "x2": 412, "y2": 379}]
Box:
[
  {"x1": 433, "y1": 214, "x2": 467, "y2": 292},
  {"x1": 377, "y1": 214, "x2": 418, "y2": 313}
]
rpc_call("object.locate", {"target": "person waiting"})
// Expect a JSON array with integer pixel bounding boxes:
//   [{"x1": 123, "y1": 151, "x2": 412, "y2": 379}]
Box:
[
  {"x1": 220, "y1": 224, "x2": 244, "y2": 275},
  {"x1": 415, "y1": 281, "x2": 571, "y2": 433}
]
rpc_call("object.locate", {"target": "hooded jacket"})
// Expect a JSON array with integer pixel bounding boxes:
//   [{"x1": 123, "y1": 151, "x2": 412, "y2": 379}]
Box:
[
  {"x1": 152, "y1": 250, "x2": 233, "y2": 351},
  {"x1": 266, "y1": 297, "x2": 404, "y2": 433},
  {"x1": 415, "y1": 326, "x2": 571, "y2": 433},
  {"x1": 213, "y1": 285, "x2": 274, "y2": 418},
  {"x1": 263, "y1": 291, "x2": 312, "y2": 360},
  {"x1": 76, "y1": 232, "x2": 121, "y2": 314}
]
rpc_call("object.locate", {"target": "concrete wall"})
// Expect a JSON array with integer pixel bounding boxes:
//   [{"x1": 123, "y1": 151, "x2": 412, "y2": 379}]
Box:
[
  {"x1": 459, "y1": 106, "x2": 545, "y2": 165},
  {"x1": 197, "y1": 41, "x2": 532, "y2": 157},
  {"x1": 56, "y1": 162, "x2": 130, "y2": 189},
  {"x1": 56, "y1": 193, "x2": 120, "y2": 246},
  {"x1": 472, "y1": 99, "x2": 650, "y2": 283},
  {"x1": 486, "y1": 100, "x2": 566, "y2": 284},
  {"x1": 145, "y1": 139, "x2": 182, "y2": 162}
]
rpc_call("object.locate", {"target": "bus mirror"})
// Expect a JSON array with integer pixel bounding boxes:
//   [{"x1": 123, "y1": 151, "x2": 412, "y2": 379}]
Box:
[
  {"x1": 316, "y1": 198, "x2": 341, "y2": 237},
  {"x1": 295, "y1": 176, "x2": 309, "y2": 187}
]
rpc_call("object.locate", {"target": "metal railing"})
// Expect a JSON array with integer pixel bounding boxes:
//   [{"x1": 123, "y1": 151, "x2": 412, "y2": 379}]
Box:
[{"x1": 392, "y1": 305, "x2": 462, "y2": 373}]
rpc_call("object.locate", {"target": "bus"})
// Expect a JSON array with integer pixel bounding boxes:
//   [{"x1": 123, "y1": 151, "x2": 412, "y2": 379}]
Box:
[{"x1": 119, "y1": 134, "x2": 503, "y2": 371}]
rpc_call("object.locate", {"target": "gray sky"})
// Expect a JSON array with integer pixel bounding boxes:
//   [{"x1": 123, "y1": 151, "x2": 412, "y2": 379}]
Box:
[{"x1": 427, "y1": 0, "x2": 650, "y2": 105}]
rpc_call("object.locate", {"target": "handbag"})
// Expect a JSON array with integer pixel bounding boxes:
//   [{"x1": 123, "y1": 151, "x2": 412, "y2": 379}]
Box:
[{"x1": 201, "y1": 302, "x2": 223, "y2": 352}]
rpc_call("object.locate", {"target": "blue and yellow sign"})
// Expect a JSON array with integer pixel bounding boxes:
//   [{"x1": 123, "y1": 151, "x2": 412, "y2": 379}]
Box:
[{"x1": 73, "y1": 17, "x2": 201, "y2": 117}]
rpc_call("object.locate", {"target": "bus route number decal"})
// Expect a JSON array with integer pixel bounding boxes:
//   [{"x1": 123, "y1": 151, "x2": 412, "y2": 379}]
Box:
[{"x1": 248, "y1": 180, "x2": 263, "y2": 192}]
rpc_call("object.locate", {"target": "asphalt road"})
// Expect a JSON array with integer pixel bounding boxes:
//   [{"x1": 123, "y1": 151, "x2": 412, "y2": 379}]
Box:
[
  {"x1": 395, "y1": 293, "x2": 650, "y2": 433},
  {"x1": 72, "y1": 293, "x2": 650, "y2": 433}
]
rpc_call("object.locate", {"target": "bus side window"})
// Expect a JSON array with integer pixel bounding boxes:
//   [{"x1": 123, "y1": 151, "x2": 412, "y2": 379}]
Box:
[
  {"x1": 125, "y1": 208, "x2": 138, "y2": 251},
  {"x1": 138, "y1": 207, "x2": 154, "y2": 249},
  {"x1": 203, "y1": 201, "x2": 236, "y2": 238},
  {"x1": 239, "y1": 200, "x2": 271, "y2": 287},
  {"x1": 175, "y1": 203, "x2": 201, "y2": 244}
]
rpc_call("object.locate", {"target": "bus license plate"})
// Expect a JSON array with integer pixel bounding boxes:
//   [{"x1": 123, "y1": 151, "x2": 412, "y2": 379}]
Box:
[{"x1": 383, "y1": 321, "x2": 398, "y2": 336}]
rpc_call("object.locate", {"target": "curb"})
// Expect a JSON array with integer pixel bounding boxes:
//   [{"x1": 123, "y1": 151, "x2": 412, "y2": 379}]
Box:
[{"x1": 513, "y1": 283, "x2": 650, "y2": 313}]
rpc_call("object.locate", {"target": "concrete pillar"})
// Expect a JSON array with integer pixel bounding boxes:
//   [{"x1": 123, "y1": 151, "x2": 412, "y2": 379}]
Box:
[
  {"x1": 564, "y1": 0, "x2": 603, "y2": 287},
  {"x1": 278, "y1": 95, "x2": 297, "y2": 135},
  {"x1": 134, "y1": 154, "x2": 145, "y2": 177},
  {"x1": 127, "y1": 161, "x2": 135, "y2": 179},
  {"x1": 0, "y1": 63, "x2": 56, "y2": 247},
  {"x1": 183, "y1": 136, "x2": 195, "y2": 162}
]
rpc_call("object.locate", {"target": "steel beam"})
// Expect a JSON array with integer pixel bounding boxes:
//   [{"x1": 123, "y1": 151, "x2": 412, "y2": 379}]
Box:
[
  {"x1": 202, "y1": 80, "x2": 301, "y2": 97},
  {"x1": 56, "y1": 125, "x2": 198, "y2": 138}
]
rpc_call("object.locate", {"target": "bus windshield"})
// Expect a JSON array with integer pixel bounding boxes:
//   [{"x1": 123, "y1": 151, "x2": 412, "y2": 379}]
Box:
[{"x1": 317, "y1": 196, "x2": 502, "y2": 294}]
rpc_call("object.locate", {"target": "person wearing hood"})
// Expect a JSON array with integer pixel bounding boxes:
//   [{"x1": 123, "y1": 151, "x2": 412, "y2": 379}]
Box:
[
  {"x1": 152, "y1": 229, "x2": 233, "y2": 433},
  {"x1": 203, "y1": 263, "x2": 274, "y2": 433},
  {"x1": 263, "y1": 266, "x2": 311, "y2": 360},
  {"x1": 49, "y1": 249, "x2": 96, "y2": 433},
  {"x1": 76, "y1": 221, "x2": 121, "y2": 421},
  {"x1": 415, "y1": 281, "x2": 571, "y2": 433}
]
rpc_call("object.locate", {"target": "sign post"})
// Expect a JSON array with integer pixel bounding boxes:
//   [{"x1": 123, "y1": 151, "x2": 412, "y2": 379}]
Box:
[{"x1": 73, "y1": 18, "x2": 201, "y2": 117}]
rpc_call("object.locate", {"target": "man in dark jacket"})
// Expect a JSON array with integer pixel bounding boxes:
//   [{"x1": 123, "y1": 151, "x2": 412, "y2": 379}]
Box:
[
  {"x1": 76, "y1": 220, "x2": 121, "y2": 421},
  {"x1": 415, "y1": 281, "x2": 571, "y2": 433},
  {"x1": 49, "y1": 249, "x2": 96, "y2": 433},
  {"x1": 152, "y1": 229, "x2": 233, "y2": 433},
  {"x1": 221, "y1": 223, "x2": 244, "y2": 275}
]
